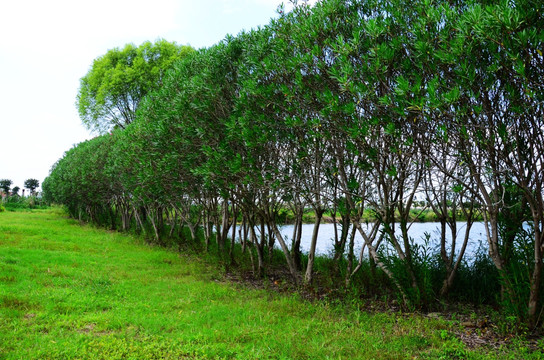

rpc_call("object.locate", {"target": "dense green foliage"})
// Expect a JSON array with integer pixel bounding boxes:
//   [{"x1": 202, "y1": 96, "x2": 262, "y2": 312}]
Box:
[
  {"x1": 3, "y1": 209, "x2": 543, "y2": 358},
  {"x1": 0, "y1": 179, "x2": 12, "y2": 195},
  {"x1": 23, "y1": 178, "x2": 39, "y2": 195},
  {"x1": 45, "y1": 0, "x2": 544, "y2": 328},
  {"x1": 76, "y1": 39, "x2": 194, "y2": 133}
]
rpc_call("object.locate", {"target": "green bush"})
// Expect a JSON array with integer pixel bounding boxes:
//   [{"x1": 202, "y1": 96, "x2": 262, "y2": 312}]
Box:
[{"x1": 3, "y1": 196, "x2": 48, "y2": 211}]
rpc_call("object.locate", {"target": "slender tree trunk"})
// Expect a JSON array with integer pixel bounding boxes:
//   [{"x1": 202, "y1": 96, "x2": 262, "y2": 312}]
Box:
[
  {"x1": 528, "y1": 220, "x2": 543, "y2": 329},
  {"x1": 241, "y1": 215, "x2": 248, "y2": 254},
  {"x1": 187, "y1": 222, "x2": 196, "y2": 241},
  {"x1": 333, "y1": 214, "x2": 350, "y2": 274},
  {"x1": 353, "y1": 219, "x2": 411, "y2": 305},
  {"x1": 269, "y1": 222, "x2": 299, "y2": 284},
  {"x1": 229, "y1": 206, "x2": 238, "y2": 266},
  {"x1": 169, "y1": 210, "x2": 177, "y2": 238},
  {"x1": 291, "y1": 212, "x2": 303, "y2": 270},
  {"x1": 149, "y1": 208, "x2": 161, "y2": 244},
  {"x1": 249, "y1": 222, "x2": 265, "y2": 277},
  {"x1": 133, "y1": 205, "x2": 146, "y2": 236},
  {"x1": 304, "y1": 209, "x2": 324, "y2": 284},
  {"x1": 203, "y1": 214, "x2": 211, "y2": 252},
  {"x1": 267, "y1": 222, "x2": 275, "y2": 265},
  {"x1": 345, "y1": 224, "x2": 357, "y2": 287},
  {"x1": 219, "y1": 199, "x2": 231, "y2": 254}
]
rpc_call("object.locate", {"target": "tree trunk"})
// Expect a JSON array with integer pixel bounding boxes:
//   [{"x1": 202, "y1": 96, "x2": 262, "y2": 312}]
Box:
[
  {"x1": 229, "y1": 206, "x2": 238, "y2": 266},
  {"x1": 304, "y1": 209, "x2": 324, "y2": 284},
  {"x1": 270, "y1": 222, "x2": 300, "y2": 284},
  {"x1": 249, "y1": 222, "x2": 265, "y2": 277},
  {"x1": 291, "y1": 212, "x2": 303, "y2": 270},
  {"x1": 528, "y1": 220, "x2": 543, "y2": 329},
  {"x1": 219, "y1": 199, "x2": 231, "y2": 254},
  {"x1": 345, "y1": 224, "x2": 357, "y2": 287}
]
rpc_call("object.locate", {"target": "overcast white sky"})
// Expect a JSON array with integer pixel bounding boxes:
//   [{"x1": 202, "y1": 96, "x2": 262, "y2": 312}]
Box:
[{"x1": 0, "y1": 0, "x2": 316, "y2": 191}]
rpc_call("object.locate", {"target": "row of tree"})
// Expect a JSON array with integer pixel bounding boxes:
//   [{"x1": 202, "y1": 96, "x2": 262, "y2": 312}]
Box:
[
  {"x1": 43, "y1": 0, "x2": 543, "y2": 327},
  {"x1": 0, "y1": 178, "x2": 40, "y2": 197}
]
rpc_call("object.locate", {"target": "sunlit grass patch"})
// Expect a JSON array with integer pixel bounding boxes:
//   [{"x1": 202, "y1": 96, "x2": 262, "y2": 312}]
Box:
[{"x1": 0, "y1": 209, "x2": 541, "y2": 359}]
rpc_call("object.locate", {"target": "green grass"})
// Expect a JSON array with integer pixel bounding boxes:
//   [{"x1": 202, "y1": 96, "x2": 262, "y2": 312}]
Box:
[{"x1": 0, "y1": 209, "x2": 540, "y2": 359}]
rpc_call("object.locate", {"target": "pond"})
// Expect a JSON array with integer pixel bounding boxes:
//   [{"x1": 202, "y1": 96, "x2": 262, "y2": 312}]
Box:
[{"x1": 238, "y1": 221, "x2": 490, "y2": 261}]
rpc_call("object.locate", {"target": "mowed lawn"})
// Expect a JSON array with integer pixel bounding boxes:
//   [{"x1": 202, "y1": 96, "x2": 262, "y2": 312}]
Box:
[{"x1": 0, "y1": 209, "x2": 537, "y2": 359}]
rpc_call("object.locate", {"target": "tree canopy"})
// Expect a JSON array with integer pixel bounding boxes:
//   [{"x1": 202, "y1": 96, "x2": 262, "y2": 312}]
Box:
[
  {"x1": 0, "y1": 179, "x2": 12, "y2": 195},
  {"x1": 76, "y1": 39, "x2": 194, "y2": 134},
  {"x1": 24, "y1": 178, "x2": 40, "y2": 195}
]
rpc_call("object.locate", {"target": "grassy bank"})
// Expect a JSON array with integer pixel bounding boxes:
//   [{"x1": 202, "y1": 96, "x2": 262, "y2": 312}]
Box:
[{"x1": 0, "y1": 209, "x2": 540, "y2": 359}]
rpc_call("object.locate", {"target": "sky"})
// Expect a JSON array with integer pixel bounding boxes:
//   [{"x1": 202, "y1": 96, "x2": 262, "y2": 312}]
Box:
[{"x1": 0, "y1": 0, "x2": 316, "y2": 192}]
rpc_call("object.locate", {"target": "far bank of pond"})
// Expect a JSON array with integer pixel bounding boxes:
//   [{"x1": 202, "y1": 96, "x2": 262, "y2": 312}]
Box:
[
  {"x1": 235, "y1": 221, "x2": 490, "y2": 262},
  {"x1": 279, "y1": 208, "x2": 484, "y2": 226}
]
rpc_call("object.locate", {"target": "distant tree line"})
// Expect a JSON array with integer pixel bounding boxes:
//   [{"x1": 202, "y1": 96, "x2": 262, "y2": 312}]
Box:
[
  {"x1": 0, "y1": 178, "x2": 43, "y2": 210},
  {"x1": 43, "y1": 0, "x2": 544, "y2": 328},
  {"x1": 0, "y1": 178, "x2": 40, "y2": 197}
]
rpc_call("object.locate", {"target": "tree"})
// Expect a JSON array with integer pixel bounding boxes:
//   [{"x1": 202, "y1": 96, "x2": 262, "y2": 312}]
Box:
[
  {"x1": 0, "y1": 179, "x2": 12, "y2": 195},
  {"x1": 24, "y1": 179, "x2": 40, "y2": 195},
  {"x1": 76, "y1": 39, "x2": 194, "y2": 134},
  {"x1": 12, "y1": 186, "x2": 20, "y2": 196},
  {"x1": 43, "y1": 0, "x2": 544, "y2": 328}
]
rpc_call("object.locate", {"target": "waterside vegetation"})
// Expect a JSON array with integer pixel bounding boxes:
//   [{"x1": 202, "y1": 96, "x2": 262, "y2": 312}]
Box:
[{"x1": 42, "y1": 0, "x2": 544, "y2": 330}]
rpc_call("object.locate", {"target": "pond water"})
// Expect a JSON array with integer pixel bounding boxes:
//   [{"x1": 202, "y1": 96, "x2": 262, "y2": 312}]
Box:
[{"x1": 238, "y1": 221, "x2": 490, "y2": 261}]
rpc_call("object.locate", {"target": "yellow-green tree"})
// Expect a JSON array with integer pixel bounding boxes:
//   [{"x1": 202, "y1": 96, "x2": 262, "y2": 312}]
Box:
[{"x1": 76, "y1": 39, "x2": 194, "y2": 134}]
